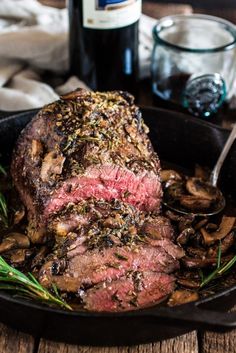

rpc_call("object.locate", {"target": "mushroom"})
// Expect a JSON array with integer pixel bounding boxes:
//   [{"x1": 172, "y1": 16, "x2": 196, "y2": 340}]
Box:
[
  {"x1": 27, "y1": 225, "x2": 47, "y2": 244},
  {"x1": 177, "y1": 278, "x2": 200, "y2": 289},
  {"x1": 194, "y1": 218, "x2": 208, "y2": 230},
  {"x1": 40, "y1": 151, "x2": 65, "y2": 182},
  {"x1": 60, "y1": 89, "x2": 85, "y2": 101},
  {"x1": 168, "y1": 289, "x2": 199, "y2": 306},
  {"x1": 160, "y1": 170, "x2": 182, "y2": 183},
  {"x1": 13, "y1": 206, "x2": 25, "y2": 225},
  {"x1": 179, "y1": 195, "x2": 212, "y2": 211},
  {"x1": 176, "y1": 227, "x2": 195, "y2": 246},
  {"x1": 186, "y1": 177, "x2": 220, "y2": 201},
  {"x1": 0, "y1": 233, "x2": 30, "y2": 254},
  {"x1": 31, "y1": 140, "x2": 43, "y2": 160},
  {"x1": 200, "y1": 215, "x2": 235, "y2": 245},
  {"x1": 186, "y1": 246, "x2": 207, "y2": 258},
  {"x1": 165, "y1": 181, "x2": 185, "y2": 200},
  {"x1": 207, "y1": 232, "x2": 235, "y2": 257},
  {"x1": 9, "y1": 249, "x2": 34, "y2": 265},
  {"x1": 182, "y1": 254, "x2": 233, "y2": 268}
]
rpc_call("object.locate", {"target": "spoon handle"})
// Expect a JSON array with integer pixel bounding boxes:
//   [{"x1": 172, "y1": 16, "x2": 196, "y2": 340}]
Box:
[{"x1": 210, "y1": 124, "x2": 236, "y2": 187}]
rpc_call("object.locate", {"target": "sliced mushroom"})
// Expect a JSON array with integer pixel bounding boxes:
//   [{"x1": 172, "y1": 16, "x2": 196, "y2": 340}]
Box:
[
  {"x1": 194, "y1": 218, "x2": 208, "y2": 230},
  {"x1": 9, "y1": 248, "x2": 34, "y2": 265},
  {"x1": 0, "y1": 233, "x2": 30, "y2": 254},
  {"x1": 186, "y1": 178, "x2": 219, "y2": 201},
  {"x1": 160, "y1": 170, "x2": 182, "y2": 183},
  {"x1": 182, "y1": 254, "x2": 233, "y2": 268},
  {"x1": 177, "y1": 227, "x2": 195, "y2": 246},
  {"x1": 207, "y1": 232, "x2": 235, "y2": 257},
  {"x1": 31, "y1": 140, "x2": 43, "y2": 160},
  {"x1": 13, "y1": 206, "x2": 25, "y2": 225},
  {"x1": 205, "y1": 223, "x2": 218, "y2": 231},
  {"x1": 27, "y1": 224, "x2": 47, "y2": 244},
  {"x1": 168, "y1": 289, "x2": 199, "y2": 306},
  {"x1": 177, "y1": 278, "x2": 200, "y2": 289},
  {"x1": 186, "y1": 246, "x2": 207, "y2": 258},
  {"x1": 165, "y1": 181, "x2": 185, "y2": 200},
  {"x1": 60, "y1": 89, "x2": 86, "y2": 101},
  {"x1": 200, "y1": 215, "x2": 235, "y2": 245},
  {"x1": 40, "y1": 151, "x2": 65, "y2": 182},
  {"x1": 180, "y1": 195, "x2": 212, "y2": 211},
  {"x1": 178, "y1": 214, "x2": 195, "y2": 232}
]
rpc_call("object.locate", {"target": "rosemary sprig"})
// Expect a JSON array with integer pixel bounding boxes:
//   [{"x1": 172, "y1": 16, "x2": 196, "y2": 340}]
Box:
[
  {"x1": 200, "y1": 241, "x2": 236, "y2": 288},
  {"x1": 0, "y1": 193, "x2": 7, "y2": 218},
  {"x1": 0, "y1": 192, "x2": 7, "y2": 226},
  {"x1": 0, "y1": 256, "x2": 72, "y2": 310},
  {"x1": 0, "y1": 164, "x2": 6, "y2": 177}
]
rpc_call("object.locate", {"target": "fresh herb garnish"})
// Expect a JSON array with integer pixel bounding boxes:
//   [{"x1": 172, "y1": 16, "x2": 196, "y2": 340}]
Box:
[
  {"x1": 0, "y1": 164, "x2": 6, "y2": 177},
  {"x1": 200, "y1": 241, "x2": 236, "y2": 288},
  {"x1": 114, "y1": 253, "x2": 128, "y2": 261},
  {"x1": 0, "y1": 192, "x2": 7, "y2": 219},
  {"x1": 0, "y1": 256, "x2": 72, "y2": 310},
  {"x1": 123, "y1": 190, "x2": 131, "y2": 198},
  {"x1": 105, "y1": 262, "x2": 120, "y2": 269}
]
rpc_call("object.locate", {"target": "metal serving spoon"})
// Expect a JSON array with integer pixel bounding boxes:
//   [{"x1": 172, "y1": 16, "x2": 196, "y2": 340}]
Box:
[{"x1": 163, "y1": 124, "x2": 236, "y2": 217}]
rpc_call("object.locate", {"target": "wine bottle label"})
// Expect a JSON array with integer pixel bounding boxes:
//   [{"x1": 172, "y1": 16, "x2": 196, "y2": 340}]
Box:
[{"x1": 82, "y1": 0, "x2": 141, "y2": 29}]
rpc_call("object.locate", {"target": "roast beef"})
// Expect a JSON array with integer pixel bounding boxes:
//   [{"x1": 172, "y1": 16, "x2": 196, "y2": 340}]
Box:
[
  {"x1": 39, "y1": 198, "x2": 183, "y2": 302},
  {"x1": 11, "y1": 89, "x2": 162, "y2": 243},
  {"x1": 39, "y1": 239, "x2": 183, "y2": 292},
  {"x1": 11, "y1": 89, "x2": 184, "y2": 312},
  {"x1": 82, "y1": 272, "x2": 176, "y2": 312}
]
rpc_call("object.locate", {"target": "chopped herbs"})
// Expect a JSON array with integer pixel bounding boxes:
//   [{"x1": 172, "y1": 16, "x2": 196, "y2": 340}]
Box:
[
  {"x1": 105, "y1": 262, "x2": 120, "y2": 269},
  {"x1": 123, "y1": 190, "x2": 131, "y2": 198},
  {"x1": 114, "y1": 253, "x2": 128, "y2": 261}
]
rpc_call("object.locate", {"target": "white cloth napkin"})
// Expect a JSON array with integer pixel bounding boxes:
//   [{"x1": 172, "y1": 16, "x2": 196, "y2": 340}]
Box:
[{"x1": 0, "y1": 0, "x2": 157, "y2": 111}]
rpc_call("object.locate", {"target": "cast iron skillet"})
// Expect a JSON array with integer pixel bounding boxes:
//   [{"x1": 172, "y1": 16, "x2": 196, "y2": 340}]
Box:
[{"x1": 0, "y1": 107, "x2": 236, "y2": 346}]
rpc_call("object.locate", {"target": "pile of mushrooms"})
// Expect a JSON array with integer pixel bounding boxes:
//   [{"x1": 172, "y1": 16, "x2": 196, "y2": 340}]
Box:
[
  {"x1": 161, "y1": 166, "x2": 223, "y2": 213},
  {"x1": 161, "y1": 168, "x2": 236, "y2": 306}
]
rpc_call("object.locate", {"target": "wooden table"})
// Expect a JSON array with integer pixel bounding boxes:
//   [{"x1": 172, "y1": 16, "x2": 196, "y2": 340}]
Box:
[{"x1": 1, "y1": 2, "x2": 236, "y2": 353}]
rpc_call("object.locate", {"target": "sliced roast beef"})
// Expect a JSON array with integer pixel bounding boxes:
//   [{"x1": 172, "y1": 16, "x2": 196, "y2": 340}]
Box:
[
  {"x1": 82, "y1": 272, "x2": 175, "y2": 312},
  {"x1": 11, "y1": 89, "x2": 162, "y2": 243},
  {"x1": 39, "y1": 238, "x2": 183, "y2": 292}
]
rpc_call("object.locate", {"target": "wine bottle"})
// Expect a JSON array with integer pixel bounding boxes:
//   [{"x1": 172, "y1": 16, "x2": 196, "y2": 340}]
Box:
[{"x1": 68, "y1": 0, "x2": 141, "y2": 92}]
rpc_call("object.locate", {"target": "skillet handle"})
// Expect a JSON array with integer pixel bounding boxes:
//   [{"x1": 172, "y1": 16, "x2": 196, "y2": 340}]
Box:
[
  {"x1": 131, "y1": 285, "x2": 236, "y2": 332},
  {"x1": 142, "y1": 305, "x2": 236, "y2": 332}
]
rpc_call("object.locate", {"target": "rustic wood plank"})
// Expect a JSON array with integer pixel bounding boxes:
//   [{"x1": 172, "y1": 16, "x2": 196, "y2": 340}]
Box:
[
  {"x1": 0, "y1": 323, "x2": 35, "y2": 353},
  {"x1": 201, "y1": 330, "x2": 236, "y2": 353},
  {"x1": 37, "y1": 331, "x2": 198, "y2": 353},
  {"x1": 129, "y1": 332, "x2": 199, "y2": 353},
  {"x1": 37, "y1": 342, "x2": 129, "y2": 353}
]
